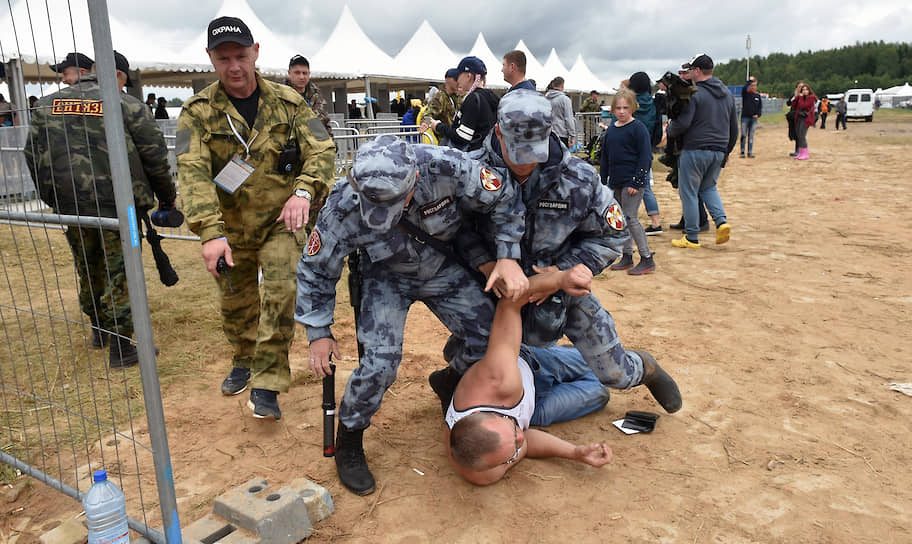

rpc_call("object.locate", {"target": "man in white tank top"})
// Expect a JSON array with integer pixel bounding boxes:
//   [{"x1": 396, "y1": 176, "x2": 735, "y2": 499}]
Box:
[{"x1": 445, "y1": 265, "x2": 613, "y2": 485}]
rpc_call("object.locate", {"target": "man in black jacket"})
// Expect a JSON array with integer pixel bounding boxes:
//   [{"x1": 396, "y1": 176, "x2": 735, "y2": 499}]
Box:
[
  {"x1": 426, "y1": 56, "x2": 499, "y2": 151},
  {"x1": 740, "y1": 78, "x2": 762, "y2": 158}
]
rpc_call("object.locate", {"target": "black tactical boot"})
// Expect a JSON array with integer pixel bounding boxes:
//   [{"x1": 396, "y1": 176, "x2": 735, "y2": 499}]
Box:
[
  {"x1": 335, "y1": 424, "x2": 375, "y2": 495},
  {"x1": 90, "y1": 318, "x2": 109, "y2": 348},
  {"x1": 635, "y1": 350, "x2": 682, "y2": 413},
  {"x1": 428, "y1": 366, "x2": 462, "y2": 415},
  {"x1": 109, "y1": 336, "x2": 139, "y2": 368}
]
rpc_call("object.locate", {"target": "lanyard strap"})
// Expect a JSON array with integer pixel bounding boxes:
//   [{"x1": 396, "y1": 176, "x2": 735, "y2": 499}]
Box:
[{"x1": 225, "y1": 113, "x2": 256, "y2": 158}]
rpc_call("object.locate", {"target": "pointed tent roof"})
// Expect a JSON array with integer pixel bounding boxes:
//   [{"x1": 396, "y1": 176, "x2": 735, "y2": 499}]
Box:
[
  {"x1": 174, "y1": 0, "x2": 295, "y2": 76},
  {"x1": 467, "y1": 32, "x2": 504, "y2": 88},
  {"x1": 542, "y1": 48, "x2": 570, "y2": 81},
  {"x1": 310, "y1": 5, "x2": 394, "y2": 78},
  {"x1": 879, "y1": 82, "x2": 912, "y2": 95},
  {"x1": 567, "y1": 53, "x2": 606, "y2": 93},
  {"x1": 513, "y1": 40, "x2": 545, "y2": 89},
  {"x1": 393, "y1": 20, "x2": 458, "y2": 81}
]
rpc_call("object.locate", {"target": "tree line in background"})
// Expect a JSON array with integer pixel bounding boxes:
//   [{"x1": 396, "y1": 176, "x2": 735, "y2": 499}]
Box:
[{"x1": 713, "y1": 41, "x2": 912, "y2": 97}]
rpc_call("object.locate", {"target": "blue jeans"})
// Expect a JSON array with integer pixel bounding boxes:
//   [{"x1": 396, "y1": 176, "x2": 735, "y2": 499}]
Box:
[
  {"x1": 521, "y1": 345, "x2": 610, "y2": 427},
  {"x1": 740, "y1": 118, "x2": 757, "y2": 154},
  {"x1": 641, "y1": 170, "x2": 659, "y2": 216},
  {"x1": 678, "y1": 149, "x2": 727, "y2": 240}
]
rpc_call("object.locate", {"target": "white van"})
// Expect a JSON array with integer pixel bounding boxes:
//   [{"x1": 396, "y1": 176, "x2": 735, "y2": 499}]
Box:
[{"x1": 845, "y1": 88, "x2": 874, "y2": 122}]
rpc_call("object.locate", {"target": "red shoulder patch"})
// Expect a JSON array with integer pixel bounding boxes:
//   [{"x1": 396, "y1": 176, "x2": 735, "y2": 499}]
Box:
[
  {"x1": 480, "y1": 167, "x2": 502, "y2": 191},
  {"x1": 605, "y1": 203, "x2": 625, "y2": 231},
  {"x1": 306, "y1": 229, "x2": 322, "y2": 256}
]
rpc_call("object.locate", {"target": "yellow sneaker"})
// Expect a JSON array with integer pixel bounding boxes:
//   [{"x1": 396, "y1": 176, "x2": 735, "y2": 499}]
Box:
[
  {"x1": 671, "y1": 236, "x2": 701, "y2": 248},
  {"x1": 716, "y1": 223, "x2": 731, "y2": 245}
]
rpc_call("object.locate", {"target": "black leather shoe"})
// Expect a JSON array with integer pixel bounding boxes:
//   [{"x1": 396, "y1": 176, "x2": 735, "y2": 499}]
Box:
[
  {"x1": 429, "y1": 366, "x2": 461, "y2": 415},
  {"x1": 335, "y1": 424, "x2": 376, "y2": 495},
  {"x1": 109, "y1": 337, "x2": 139, "y2": 368}
]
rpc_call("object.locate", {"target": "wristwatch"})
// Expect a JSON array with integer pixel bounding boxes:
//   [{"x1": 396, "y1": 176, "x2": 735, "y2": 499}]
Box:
[{"x1": 293, "y1": 188, "x2": 313, "y2": 201}]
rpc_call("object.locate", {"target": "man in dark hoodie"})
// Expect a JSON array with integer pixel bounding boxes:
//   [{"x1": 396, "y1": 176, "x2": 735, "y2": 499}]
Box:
[
  {"x1": 667, "y1": 54, "x2": 736, "y2": 248},
  {"x1": 740, "y1": 78, "x2": 762, "y2": 158},
  {"x1": 428, "y1": 56, "x2": 499, "y2": 152}
]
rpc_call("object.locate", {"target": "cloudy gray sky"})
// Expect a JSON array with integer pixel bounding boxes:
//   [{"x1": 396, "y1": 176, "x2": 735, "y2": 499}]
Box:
[{"x1": 106, "y1": 0, "x2": 911, "y2": 88}]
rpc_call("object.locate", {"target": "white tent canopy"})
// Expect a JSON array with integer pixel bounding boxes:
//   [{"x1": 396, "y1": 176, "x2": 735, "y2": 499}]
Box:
[
  {"x1": 542, "y1": 48, "x2": 570, "y2": 83},
  {"x1": 467, "y1": 33, "x2": 505, "y2": 89},
  {"x1": 393, "y1": 20, "x2": 459, "y2": 81},
  {"x1": 567, "y1": 54, "x2": 607, "y2": 94},
  {"x1": 310, "y1": 4, "x2": 394, "y2": 78}
]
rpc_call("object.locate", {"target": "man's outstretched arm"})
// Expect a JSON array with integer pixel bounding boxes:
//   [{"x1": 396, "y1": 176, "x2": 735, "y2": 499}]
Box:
[{"x1": 525, "y1": 429, "x2": 612, "y2": 468}]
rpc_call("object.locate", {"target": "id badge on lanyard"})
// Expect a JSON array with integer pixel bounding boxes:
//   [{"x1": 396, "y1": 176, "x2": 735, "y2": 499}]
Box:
[{"x1": 213, "y1": 113, "x2": 258, "y2": 194}]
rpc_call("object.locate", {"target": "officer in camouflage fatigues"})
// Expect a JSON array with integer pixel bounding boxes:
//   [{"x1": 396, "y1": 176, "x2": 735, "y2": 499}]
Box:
[
  {"x1": 423, "y1": 68, "x2": 462, "y2": 145},
  {"x1": 286, "y1": 55, "x2": 331, "y2": 131},
  {"x1": 176, "y1": 16, "x2": 335, "y2": 420},
  {"x1": 580, "y1": 91, "x2": 602, "y2": 113},
  {"x1": 24, "y1": 51, "x2": 176, "y2": 368},
  {"x1": 296, "y1": 134, "x2": 527, "y2": 495},
  {"x1": 447, "y1": 89, "x2": 682, "y2": 414}
]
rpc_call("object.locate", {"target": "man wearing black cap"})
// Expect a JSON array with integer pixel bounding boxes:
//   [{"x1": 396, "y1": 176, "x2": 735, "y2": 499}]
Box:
[
  {"x1": 50, "y1": 52, "x2": 94, "y2": 85},
  {"x1": 666, "y1": 53, "x2": 736, "y2": 249},
  {"x1": 25, "y1": 50, "x2": 176, "y2": 368},
  {"x1": 176, "y1": 16, "x2": 335, "y2": 420},
  {"x1": 285, "y1": 55, "x2": 330, "y2": 130},
  {"x1": 422, "y1": 68, "x2": 462, "y2": 145},
  {"x1": 426, "y1": 56, "x2": 499, "y2": 152}
]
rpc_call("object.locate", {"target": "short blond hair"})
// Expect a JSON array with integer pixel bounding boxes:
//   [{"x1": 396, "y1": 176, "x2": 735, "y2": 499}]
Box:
[{"x1": 611, "y1": 88, "x2": 639, "y2": 113}]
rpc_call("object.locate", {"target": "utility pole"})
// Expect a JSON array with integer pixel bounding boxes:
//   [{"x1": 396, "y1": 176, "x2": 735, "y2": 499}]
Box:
[{"x1": 746, "y1": 34, "x2": 752, "y2": 81}]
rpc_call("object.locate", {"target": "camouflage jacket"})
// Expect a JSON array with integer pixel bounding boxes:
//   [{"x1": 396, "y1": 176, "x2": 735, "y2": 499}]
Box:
[
  {"x1": 461, "y1": 132, "x2": 628, "y2": 275},
  {"x1": 580, "y1": 97, "x2": 601, "y2": 113},
  {"x1": 424, "y1": 88, "x2": 461, "y2": 127},
  {"x1": 24, "y1": 74, "x2": 176, "y2": 217},
  {"x1": 301, "y1": 81, "x2": 331, "y2": 129},
  {"x1": 176, "y1": 73, "x2": 335, "y2": 246},
  {"x1": 295, "y1": 144, "x2": 524, "y2": 339}
]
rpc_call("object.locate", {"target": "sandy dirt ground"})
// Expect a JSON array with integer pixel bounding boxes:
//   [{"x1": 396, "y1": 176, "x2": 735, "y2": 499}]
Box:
[{"x1": 4, "y1": 114, "x2": 912, "y2": 543}]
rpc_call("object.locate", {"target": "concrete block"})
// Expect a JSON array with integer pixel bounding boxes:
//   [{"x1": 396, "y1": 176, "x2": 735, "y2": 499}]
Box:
[
  {"x1": 183, "y1": 513, "x2": 236, "y2": 544},
  {"x1": 39, "y1": 519, "x2": 87, "y2": 544},
  {"x1": 212, "y1": 478, "x2": 314, "y2": 544},
  {"x1": 280, "y1": 479, "x2": 334, "y2": 524}
]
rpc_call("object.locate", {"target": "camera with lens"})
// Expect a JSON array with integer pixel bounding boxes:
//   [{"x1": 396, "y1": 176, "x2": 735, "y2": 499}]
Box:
[
  {"x1": 277, "y1": 139, "x2": 301, "y2": 175},
  {"x1": 150, "y1": 205, "x2": 185, "y2": 228}
]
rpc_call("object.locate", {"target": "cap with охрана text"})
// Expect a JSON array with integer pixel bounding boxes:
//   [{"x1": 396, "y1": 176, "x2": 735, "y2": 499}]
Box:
[{"x1": 207, "y1": 16, "x2": 254, "y2": 50}]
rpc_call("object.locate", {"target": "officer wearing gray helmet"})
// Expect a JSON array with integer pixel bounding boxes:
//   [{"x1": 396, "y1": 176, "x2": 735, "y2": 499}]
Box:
[
  {"x1": 432, "y1": 89, "x2": 683, "y2": 416},
  {"x1": 295, "y1": 134, "x2": 528, "y2": 495}
]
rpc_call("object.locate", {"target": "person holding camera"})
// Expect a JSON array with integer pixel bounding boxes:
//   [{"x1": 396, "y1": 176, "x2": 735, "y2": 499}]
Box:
[
  {"x1": 24, "y1": 51, "x2": 176, "y2": 368},
  {"x1": 429, "y1": 90, "x2": 682, "y2": 420},
  {"x1": 176, "y1": 16, "x2": 335, "y2": 420}
]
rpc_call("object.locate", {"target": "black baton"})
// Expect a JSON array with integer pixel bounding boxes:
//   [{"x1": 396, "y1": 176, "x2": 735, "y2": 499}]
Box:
[{"x1": 322, "y1": 361, "x2": 336, "y2": 457}]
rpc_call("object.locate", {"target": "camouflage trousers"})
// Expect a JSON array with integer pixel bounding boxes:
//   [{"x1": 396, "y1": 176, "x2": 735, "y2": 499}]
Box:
[
  {"x1": 65, "y1": 226, "x2": 132, "y2": 337},
  {"x1": 217, "y1": 229, "x2": 304, "y2": 393},
  {"x1": 340, "y1": 261, "x2": 495, "y2": 430},
  {"x1": 527, "y1": 293, "x2": 645, "y2": 390}
]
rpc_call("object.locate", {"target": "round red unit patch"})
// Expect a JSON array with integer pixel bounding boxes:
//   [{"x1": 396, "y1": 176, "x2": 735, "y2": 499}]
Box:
[
  {"x1": 605, "y1": 203, "x2": 624, "y2": 230},
  {"x1": 480, "y1": 167, "x2": 502, "y2": 191},
  {"x1": 306, "y1": 229, "x2": 322, "y2": 256}
]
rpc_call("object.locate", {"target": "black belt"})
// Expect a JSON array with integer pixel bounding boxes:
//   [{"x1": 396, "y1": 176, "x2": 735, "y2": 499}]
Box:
[{"x1": 693, "y1": 145, "x2": 727, "y2": 153}]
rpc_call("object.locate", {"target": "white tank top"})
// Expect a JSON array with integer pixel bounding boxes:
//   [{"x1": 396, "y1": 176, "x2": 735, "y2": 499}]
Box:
[{"x1": 445, "y1": 356, "x2": 535, "y2": 430}]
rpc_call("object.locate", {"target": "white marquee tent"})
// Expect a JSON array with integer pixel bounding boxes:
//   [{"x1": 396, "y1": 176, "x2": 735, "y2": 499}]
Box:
[{"x1": 393, "y1": 20, "x2": 459, "y2": 81}]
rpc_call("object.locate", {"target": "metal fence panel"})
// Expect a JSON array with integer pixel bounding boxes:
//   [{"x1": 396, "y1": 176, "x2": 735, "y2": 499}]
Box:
[{"x1": 1, "y1": 1, "x2": 180, "y2": 542}]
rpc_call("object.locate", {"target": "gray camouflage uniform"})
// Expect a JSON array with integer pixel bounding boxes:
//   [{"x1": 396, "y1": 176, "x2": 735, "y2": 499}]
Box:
[
  {"x1": 461, "y1": 89, "x2": 648, "y2": 390},
  {"x1": 296, "y1": 135, "x2": 525, "y2": 430}
]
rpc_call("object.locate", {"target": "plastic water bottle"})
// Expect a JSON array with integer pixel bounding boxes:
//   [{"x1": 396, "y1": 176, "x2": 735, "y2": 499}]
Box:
[{"x1": 83, "y1": 470, "x2": 130, "y2": 544}]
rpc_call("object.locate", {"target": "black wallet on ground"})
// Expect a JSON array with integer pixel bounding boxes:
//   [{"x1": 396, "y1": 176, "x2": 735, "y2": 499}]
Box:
[{"x1": 621, "y1": 411, "x2": 659, "y2": 433}]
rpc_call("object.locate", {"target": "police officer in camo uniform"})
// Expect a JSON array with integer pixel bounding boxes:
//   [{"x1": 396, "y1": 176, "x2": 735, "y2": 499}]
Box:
[
  {"x1": 422, "y1": 68, "x2": 462, "y2": 145},
  {"x1": 177, "y1": 16, "x2": 335, "y2": 421},
  {"x1": 432, "y1": 89, "x2": 683, "y2": 415},
  {"x1": 295, "y1": 134, "x2": 528, "y2": 496},
  {"x1": 24, "y1": 50, "x2": 176, "y2": 369}
]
